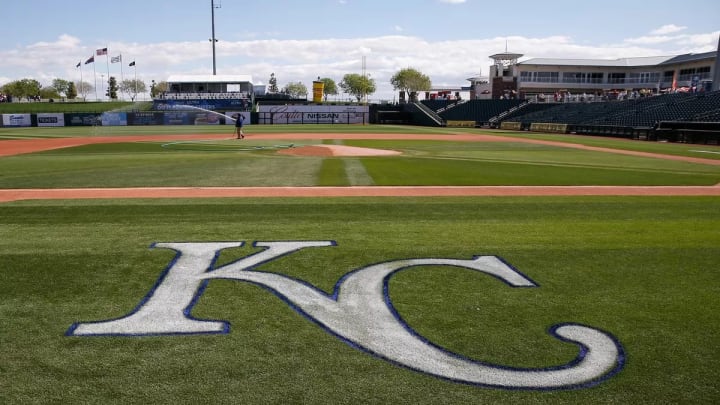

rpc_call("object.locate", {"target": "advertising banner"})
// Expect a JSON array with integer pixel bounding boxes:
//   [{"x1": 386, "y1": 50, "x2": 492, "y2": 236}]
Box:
[
  {"x1": 65, "y1": 113, "x2": 101, "y2": 126},
  {"x1": 37, "y1": 113, "x2": 65, "y2": 127},
  {"x1": 258, "y1": 105, "x2": 368, "y2": 124},
  {"x1": 153, "y1": 99, "x2": 250, "y2": 111},
  {"x1": 127, "y1": 112, "x2": 164, "y2": 125},
  {"x1": 101, "y1": 112, "x2": 128, "y2": 126},
  {"x1": 192, "y1": 112, "x2": 221, "y2": 125},
  {"x1": 163, "y1": 112, "x2": 191, "y2": 125},
  {"x1": 2, "y1": 114, "x2": 32, "y2": 127}
]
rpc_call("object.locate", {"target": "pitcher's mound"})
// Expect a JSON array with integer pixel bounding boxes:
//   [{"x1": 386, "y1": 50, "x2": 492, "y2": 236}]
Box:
[{"x1": 278, "y1": 144, "x2": 402, "y2": 157}]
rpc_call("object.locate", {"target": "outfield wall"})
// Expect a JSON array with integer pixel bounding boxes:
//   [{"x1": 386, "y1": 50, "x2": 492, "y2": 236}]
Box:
[
  {"x1": 0, "y1": 104, "x2": 370, "y2": 127},
  {"x1": 0, "y1": 107, "x2": 368, "y2": 127},
  {"x1": 257, "y1": 105, "x2": 369, "y2": 124}
]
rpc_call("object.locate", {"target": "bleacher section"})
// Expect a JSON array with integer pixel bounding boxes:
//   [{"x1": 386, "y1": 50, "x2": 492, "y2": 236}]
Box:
[
  {"x1": 415, "y1": 92, "x2": 720, "y2": 143},
  {"x1": 499, "y1": 91, "x2": 720, "y2": 128}
]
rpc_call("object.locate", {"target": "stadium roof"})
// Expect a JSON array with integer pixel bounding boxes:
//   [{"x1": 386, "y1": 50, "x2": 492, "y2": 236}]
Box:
[
  {"x1": 519, "y1": 51, "x2": 717, "y2": 68},
  {"x1": 519, "y1": 56, "x2": 673, "y2": 67},
  {"x1": 657, "y1": 51, "x2": 717, "y2": 65},
  {"x1": 166, "y1": 74, "x2": 253, "y2": 84}
]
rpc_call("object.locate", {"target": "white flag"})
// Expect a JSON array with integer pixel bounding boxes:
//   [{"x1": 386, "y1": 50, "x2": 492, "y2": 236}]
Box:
[{"x1": 111, "y1": 55, "x2": 122, "y2": 63}]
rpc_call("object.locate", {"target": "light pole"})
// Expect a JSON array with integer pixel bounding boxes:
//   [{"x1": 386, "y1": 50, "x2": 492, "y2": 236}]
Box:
[{"x1": 209, "y1": 0, "x2": 221, "y2": 75}]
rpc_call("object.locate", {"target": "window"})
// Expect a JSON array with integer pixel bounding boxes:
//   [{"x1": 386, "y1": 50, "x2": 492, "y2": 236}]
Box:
[
  {"x1": 562, "y1": 72, "x2": 604, "y2": 83},
  {"x1": 520, "y1": 71, "x2": 559, "y2": 83},
  {"x1": 628, "y1": 72, "x2": 660, "y2": 83},
  {"x1": 608, "y1": 73, "x2": 626, "y2": 84}
]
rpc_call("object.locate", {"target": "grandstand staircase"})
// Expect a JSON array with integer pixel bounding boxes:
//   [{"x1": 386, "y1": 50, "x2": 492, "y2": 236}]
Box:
[
  {"x1": 405, "y1": 102, "x2": 444, "y2": 126},
  {"x1": 436, "y1": 99, "x2": 467, "y2": 114},
  {"x1": 488, "y1": 100, "x2": 531, "y2": 126}
]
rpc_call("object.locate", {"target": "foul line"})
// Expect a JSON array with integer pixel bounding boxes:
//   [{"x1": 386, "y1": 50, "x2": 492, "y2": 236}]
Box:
[{"x1": 1, "y1": 185, "x2": 720, "y2": 202}]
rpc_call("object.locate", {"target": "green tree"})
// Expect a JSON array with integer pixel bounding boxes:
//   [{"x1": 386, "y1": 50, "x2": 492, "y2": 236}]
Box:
[
  {"x1": 107, "y1": 76, "x2": 119, "y2": 99},
  {"x1": 38, "y1": 87, "x2": 60, "y2": 100},
  {"x1": 120, "y1": 79, "x2": 147, "y2": 102},
  {"x1": 319, "y1": 77, "x2": 338, "y2": 101},
  {"x1": 282, "y1": 81, "x2": 308, "y2": 99},
  {"x1": 66, "y1": 82, "x2": 78, "y2": 100},
  {"x1": 51, "y1": 79, "x2": 71, "y2": 97},
  {"x1": 268, "y1": 73, "x2": 279, "y2": 93},
  {"x1": 390, "y1": 68, "x2": 431, "y2": 102},
  {"x1": 150, "y1": 80, "x2": 168, "y2": 98},
  {"x1": 339, "y1": 73, "x2": 376, "y2": 102},
  {"x1": 1, "y1": 78, "x2": 42, "y2": 100}
]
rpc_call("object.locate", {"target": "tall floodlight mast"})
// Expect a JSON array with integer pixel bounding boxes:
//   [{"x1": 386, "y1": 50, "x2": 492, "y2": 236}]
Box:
[{"x1": 210, "y1": 0, "x2": 221, "y2": 75}]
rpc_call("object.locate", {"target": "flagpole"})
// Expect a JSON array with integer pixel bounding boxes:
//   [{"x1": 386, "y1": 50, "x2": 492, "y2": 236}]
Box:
[
  {"x1": 106, "y1": 46, "x2": 111, "y2": 100},
  {"x1": 134, "y1": 62, "x2": 137, "y2": 99},
  {"x1": 93, "y1": 59, "x2": 98, "y2": 101},
  {"x1": 118, "y1": 54, "x2": 124, "y2": 101},
  {"x1": 78, "y1": 62, "x2": 84, "y2": 101}
]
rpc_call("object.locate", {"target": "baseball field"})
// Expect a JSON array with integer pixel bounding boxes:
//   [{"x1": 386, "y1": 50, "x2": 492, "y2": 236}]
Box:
[{"x1": 1, "y1": 124, "x2": 719, "y2": 403}]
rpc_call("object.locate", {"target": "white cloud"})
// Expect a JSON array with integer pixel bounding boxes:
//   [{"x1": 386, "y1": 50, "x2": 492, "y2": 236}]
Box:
[
  {"x1": 650, "y1": 24, "x2": 687, "y2": 35},
  {"x1": 1, "y1": 31, "x2": 718, "y2": 101},
  {"x1": 439, "y1": 0, "x2": 467, "y2": 3},
  {"x1": 624, "y1": 30, "x2": 719, "y2": 53},
  {"x1": 624, "y1": 35, "x2": 676, "y2": 45}
]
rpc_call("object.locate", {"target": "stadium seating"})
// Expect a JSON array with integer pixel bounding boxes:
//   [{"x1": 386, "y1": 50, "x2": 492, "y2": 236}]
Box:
[
  {"x1": 497, "y1": 91, "x2": 720, "y2": 128},
  {"x1": 410, "y1": 91, "x2": 720, "y2": 142}
]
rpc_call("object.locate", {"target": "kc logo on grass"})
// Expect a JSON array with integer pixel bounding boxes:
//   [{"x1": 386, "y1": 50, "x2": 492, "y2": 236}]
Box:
[{"x1": 67, "y1": 241, "x2": 624, "y2": 390}]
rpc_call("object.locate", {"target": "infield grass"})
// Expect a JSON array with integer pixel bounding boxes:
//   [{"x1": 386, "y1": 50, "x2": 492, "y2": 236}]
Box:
[{"x1": 0, "y1": 131, "x2": 718, "y2": 188}]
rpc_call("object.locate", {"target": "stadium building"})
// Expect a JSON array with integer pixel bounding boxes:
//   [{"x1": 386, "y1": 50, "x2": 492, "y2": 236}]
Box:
[
  {"x1": 487, "y1": 50, "x2": 717, "y2": 101},
  {"x1": 153, "y1": 74, "x2": 255, "y2": 112}
]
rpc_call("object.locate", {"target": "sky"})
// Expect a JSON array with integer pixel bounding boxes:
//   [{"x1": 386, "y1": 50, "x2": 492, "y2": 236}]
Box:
[{"x1": 1, "y1": 0, "x2": 718, "y2": 101}]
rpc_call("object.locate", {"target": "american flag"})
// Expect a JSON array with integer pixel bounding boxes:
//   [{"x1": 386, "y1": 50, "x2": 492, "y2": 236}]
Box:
[{"x1": 96, "y1": 48, "x2": 108, "y2": 56}]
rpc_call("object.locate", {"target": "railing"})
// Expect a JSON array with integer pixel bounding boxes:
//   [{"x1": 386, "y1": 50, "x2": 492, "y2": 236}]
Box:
[
  {"x1": 436, "y1": 99, "x2": 467, "y2": 114},
  {"x1": 156, "y1": 92, "x2": 250, "y2": 100},
  {"x1": 678, "y1": 72, "x2": 712, "y2": 82},
  {"x1": 519, "y1": 72, "x2": 712, "y2": 88},
  {"x1": 488, "y1": 100, "x2": 530, "y2": 124}
]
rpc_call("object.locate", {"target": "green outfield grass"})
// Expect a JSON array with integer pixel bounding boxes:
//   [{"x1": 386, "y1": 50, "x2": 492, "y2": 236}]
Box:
[
  {"x1": 0, "y1": 197, "x2": 718, "y2": 403},
  {"x1": 0, "y1": 101, "x2": 147, "y2": 114},
  {"x1": 1, "y1": 125, "x2": 719, "y2": 403}
]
